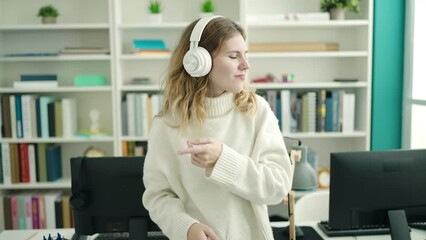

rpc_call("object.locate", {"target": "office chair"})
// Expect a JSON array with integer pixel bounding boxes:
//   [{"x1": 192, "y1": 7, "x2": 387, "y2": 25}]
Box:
[{"x1": 294, "y1": 190, "x2": 329, "y2": 224}]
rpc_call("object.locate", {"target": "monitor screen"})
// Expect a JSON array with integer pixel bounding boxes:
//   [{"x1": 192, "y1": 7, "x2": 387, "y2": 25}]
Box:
[
  {"x1": 70, "y1": 156, "x2": 160, "y2": 240},
  {"x1": 329, "y1": 149, "x2": 426, "y2": 230}
]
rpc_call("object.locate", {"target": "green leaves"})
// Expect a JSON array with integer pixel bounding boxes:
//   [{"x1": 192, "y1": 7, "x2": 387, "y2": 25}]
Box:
[{"x1": 320, "y1": 0, "x2": 361, "y2": 14}]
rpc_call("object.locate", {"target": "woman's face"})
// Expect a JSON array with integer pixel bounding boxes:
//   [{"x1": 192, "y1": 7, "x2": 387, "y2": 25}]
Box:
[{"x1": 208, "y1": 34, "x2": 250, "y2": 97}]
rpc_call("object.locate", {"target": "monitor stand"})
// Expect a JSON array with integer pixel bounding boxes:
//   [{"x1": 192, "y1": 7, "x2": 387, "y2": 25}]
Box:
[
  {"x1": 71, "y1": 234, "x2": 90, "y2": 240},
  {"x1": 388, "y1": 209, "x2": 411, "y2": 240},
  {"x1": 129, "y1": 217, "x2": 148, "y2": 240}
]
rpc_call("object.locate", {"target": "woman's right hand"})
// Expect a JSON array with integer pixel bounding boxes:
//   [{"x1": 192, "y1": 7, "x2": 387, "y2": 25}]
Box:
[{"x1": 188, "y1": 222, "x2": 219, "y2": 240}]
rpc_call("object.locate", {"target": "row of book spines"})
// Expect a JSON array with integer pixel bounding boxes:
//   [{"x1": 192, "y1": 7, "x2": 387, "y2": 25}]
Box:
[
  {"x1": 122, "y1": 141, "x2": 148, "y2": 157},
  {"x1": 259, "y1": 89, "x2": 356, "y2": 133},
  {"x1": 1, "y1": 192, "x2": 73, "y2": 230},
  {"x1": 0, "y1": 143, "x2": 62, "y2": 185},
  {"x1": 121, "y1": 93, "x2": 163, "y2": 138},
  {"x1": 0, "y1": 94, "x2": 77, "y2": 139}
]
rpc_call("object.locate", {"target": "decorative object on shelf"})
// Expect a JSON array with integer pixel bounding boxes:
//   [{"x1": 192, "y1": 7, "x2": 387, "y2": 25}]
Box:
[
  {"x1": 317, "y1": 167, "x2": 330, "y2": 188},
  {"x1": 37, "y1": 5, "x2": 59, "y2": 24},
  {"x1": 73, "y1": 75, "x2": 107, "y2": 86},
  {"x1": 200, "y1": 0, "x2": 214, "y2": 18},
  {"x1": 320, "y1": 0, "x2": 361, "y2": 20},
  {"x1": 76, "y1": 109, "x2": 110, "y2": 138},
  {"x1": 291, "y1": 144, "x2": 318, "y2": 191},
  {"x1": 89, "y1": 109, "x2": 100, "y2": 133},
  {"x1": 148, "y1": 0, "x2": 162, "y2": 24},
  {"x1": 84, "y1": 146, "x2": 106, "y2": 157}
]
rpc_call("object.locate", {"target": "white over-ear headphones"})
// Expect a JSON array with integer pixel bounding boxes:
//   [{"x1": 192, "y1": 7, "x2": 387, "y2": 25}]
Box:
[{"x1": 183, "y1": 15, "x2": 223, "y2": 77}]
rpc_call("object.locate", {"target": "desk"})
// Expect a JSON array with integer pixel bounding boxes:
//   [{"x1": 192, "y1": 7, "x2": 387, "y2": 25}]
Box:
[{"x1": 1, "y1": 222, "x2": 425, "y2": 240}]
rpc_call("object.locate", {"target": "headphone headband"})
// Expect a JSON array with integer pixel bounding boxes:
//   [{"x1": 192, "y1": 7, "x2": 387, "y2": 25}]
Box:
[{"x1": 189, "y1": 15, "x2": 223, "y2": 49}]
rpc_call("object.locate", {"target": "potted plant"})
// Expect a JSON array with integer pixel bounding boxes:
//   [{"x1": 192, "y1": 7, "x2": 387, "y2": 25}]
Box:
[
  {"x1": 200, "y1": 0, "x2": 214, "y2": 17},
  {"x1": 320, "y1": 0, "x2": 360, "y2": 20},
  {"x1": 148, "y1": 0, "x2": 162, "y2": 23},
  {"x1": 37, "y1": 5, "x2": 59, "y2": 24}
]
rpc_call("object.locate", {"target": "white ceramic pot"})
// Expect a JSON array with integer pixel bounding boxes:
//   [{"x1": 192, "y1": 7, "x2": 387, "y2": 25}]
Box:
[{"x1": 330, "y1": 8, "x2": 345, "y2": 20}]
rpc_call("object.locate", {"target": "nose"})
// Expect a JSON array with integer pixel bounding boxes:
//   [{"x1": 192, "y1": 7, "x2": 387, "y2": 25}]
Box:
[{"x1": 240, "y1": 57, "x2": 250, "y2": 70}]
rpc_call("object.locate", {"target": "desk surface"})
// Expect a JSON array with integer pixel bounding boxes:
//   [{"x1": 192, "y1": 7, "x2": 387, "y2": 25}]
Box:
[{"x1": 1, "y1": 222, "x2": 426, "y2": 240}]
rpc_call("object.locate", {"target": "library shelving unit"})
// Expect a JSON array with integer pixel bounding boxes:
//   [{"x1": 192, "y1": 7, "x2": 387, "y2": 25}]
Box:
[
  {"x1": 0, "y1": 0, "x2": 115, "y2": 202},
  {"x1": 0, "y1": 0, "x2": 373, "y2": 230},
  {"x1": 244, "y1": 0, "x2": 373, "y2": 167}
]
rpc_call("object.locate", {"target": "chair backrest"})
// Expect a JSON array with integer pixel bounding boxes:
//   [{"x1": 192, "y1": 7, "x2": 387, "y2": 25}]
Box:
[{"x1": 294, "y1": 190, "x2": 329, "y2": 224}]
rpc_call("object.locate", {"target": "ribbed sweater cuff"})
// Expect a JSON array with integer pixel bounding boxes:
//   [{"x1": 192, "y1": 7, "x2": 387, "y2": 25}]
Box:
[
  {"x1": 209, "y1": 144, "x2": 243, "y2": 187},
  {"x1": 173, "y1": 213, "x2": 197, "y2": 240}
]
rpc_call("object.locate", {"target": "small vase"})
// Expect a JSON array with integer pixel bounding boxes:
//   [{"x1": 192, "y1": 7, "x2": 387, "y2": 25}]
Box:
[
  {"x1": 330, "y1": 8, "x2": 345, "y2": 20},
  {"x1": 41, "y1": 16, "x2": 57, "y2": 24},
  {"x1": 148, "y1": 13, "x2": 163, "y2": 24}
]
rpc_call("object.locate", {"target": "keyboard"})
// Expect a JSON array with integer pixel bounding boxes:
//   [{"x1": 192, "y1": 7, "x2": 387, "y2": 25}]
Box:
[
  {"x1": 318, "y1": 221, "x2": 390, "y2": 237},
  {"x1": 409, "y1": 222, "x2": 426, "y2": 230},
  {"x1": 95, "y1": 231, "x2": 168, "y2": 239}
]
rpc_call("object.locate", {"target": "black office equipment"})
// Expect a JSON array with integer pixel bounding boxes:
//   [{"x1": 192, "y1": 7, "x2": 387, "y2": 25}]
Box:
[
  {"x1": 70, "y1": 156, "x2": 167, "y2": 240},
  {"x1": 319, "y1": 149, "x2": 426, "y2": 237},
  {"x1": 388, "y1": 209, "x2": 411, "y2": 240}
]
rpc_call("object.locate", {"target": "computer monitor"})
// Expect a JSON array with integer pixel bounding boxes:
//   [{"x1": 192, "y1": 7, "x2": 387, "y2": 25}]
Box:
[
  {"x1": 328, "y1": 149, "x2": 426, "y2": 230},
  {"x1": 70, "y1": 156, "x2": 160, "y2": 240}
]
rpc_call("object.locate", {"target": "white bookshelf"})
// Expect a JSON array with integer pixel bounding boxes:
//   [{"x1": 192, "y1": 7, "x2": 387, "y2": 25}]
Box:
[{"x1": 0, "y1": 0, "x2": 374, "y2": 229}]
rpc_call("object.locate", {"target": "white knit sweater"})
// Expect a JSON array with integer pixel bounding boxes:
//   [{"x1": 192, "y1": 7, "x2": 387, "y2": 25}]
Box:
[{"x1": 142, "y1": 92, "x2": 292, "y2": 240}]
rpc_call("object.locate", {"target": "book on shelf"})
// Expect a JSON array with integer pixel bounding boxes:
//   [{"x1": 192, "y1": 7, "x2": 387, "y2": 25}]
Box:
[
  {"x1": 301, "y1": 92, "x2": 317, "y2": 132},
  {"x1": 3, "y1": 195, "x2": 13, "y2": 229},
  {"x1": 341, "y1": 92, "x2": 356, "y2": 132},
  {"x1": 59, "y1": 47, "x2": 110, "y2": 55},
  {"x1": 14, "y1": 95, "x2": 23, "y2": 138},
  {"x1": 38, "y1": 96, "x2": 57, "y2": 138},
  {"x1": 133, "y1": 39, "x2": 167, "y2": 50},
  {"x1": 18, "y1": 143, "x2": 30, "y2": 183},
  {"x1": 9, "y1": 143, "x2": 20, "y2": 184},
  {"x1": 1, "y1": 143, "x2": 11, "y2": 184},
  {"x1": 3, "y1": 52, "x2": 58, "y2": 57},
  {"x1": 31, "y1": 194, "x2": 40, "y2": 229},
  {"x1": 37, "y1": 143, "x2": 47, "y2": 182},
  {"x1": 325, "y1": 90, "x2": 340, "y2": 132},
  {"x1": 45, "y1": 144, "x2": 62, "y2": 182},
  {"x1": 1, "y1": 95, "x2": 12, "y2": 138},
  {"x1": 249, "y1": 42, "x2": 340, "y2": 52},
  {"x1": 133, "y1": 39, "x2": 169, "y2": 55},
  {"x1": 20, "y1": 74, "x2": 57, "y2": 81},
  {"x1": 0, "y1": 148, "x2": 3, "y2": 184},
  {"x1": 61, "y1": 98, "x2": 77, "y2": 138},
  {"x1": 13, "y1": 81, "x2": 58, "y2": 89},
  {"x1": 9, "y1": 95, "x2": 17, "y2": 139},
  {"x1": 28, "y1": 144, "x2": 37, "y2": 183},
  {"x1": 134, "y1": 49, "x2": 170, "y2": 55},
  {"x1": 316, "y1": 90, "x2": 326, "y2": 132}
]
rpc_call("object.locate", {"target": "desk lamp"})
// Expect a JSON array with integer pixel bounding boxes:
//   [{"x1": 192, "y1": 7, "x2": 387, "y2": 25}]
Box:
[{"x1": 291, "y1": 144, "x2": 318, "y2": 191}]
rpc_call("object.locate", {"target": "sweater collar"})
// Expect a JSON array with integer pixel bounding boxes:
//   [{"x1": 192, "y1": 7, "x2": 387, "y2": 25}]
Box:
[{"x1": 205, "y1": 92, "x2": 234, "y2": 118}]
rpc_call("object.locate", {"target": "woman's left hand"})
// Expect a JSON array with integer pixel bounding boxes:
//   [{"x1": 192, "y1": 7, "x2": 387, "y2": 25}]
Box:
[{"x1": 177, "y1": 138, "x2": 222, "y2": 169}]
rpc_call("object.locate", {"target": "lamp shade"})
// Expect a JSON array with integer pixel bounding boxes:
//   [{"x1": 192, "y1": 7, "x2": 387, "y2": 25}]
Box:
[{"x1": 292, "y1": 145, "x2": 318, "y2": 191}]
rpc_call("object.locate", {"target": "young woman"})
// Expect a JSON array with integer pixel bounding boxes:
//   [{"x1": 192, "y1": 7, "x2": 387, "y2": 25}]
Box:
[{"x1": 142, "y1": 16, "x2": 292, "y2": 240}]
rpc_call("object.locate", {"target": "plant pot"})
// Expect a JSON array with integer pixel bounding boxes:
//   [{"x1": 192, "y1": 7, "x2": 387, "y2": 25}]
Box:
[
  {"x1": 148, "y1": 13, "x2": 162, "y2": 24},
  {"x1": 41, "y1": 16, "x2": 57, "y2": 24},
  {"x1": 330, "y1": 8, "x2": 345, "y2": 20},
  {"x1": 199, "y1": 12, "x2": 214, "y2": 18}
]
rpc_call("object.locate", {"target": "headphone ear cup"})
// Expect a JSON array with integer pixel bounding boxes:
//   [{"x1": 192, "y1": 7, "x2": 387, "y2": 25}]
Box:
[
  {"x1": 69, "y1": 192, "x2": 89, "y2": 211},
  {"x1": 183, "y1": 46, "x2": 212, "y2": 77}
]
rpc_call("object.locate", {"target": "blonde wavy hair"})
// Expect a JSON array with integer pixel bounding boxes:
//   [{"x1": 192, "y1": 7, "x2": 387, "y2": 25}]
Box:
[{"x1": 159, "y1": 17, "x2": 257, "y2": 130}]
